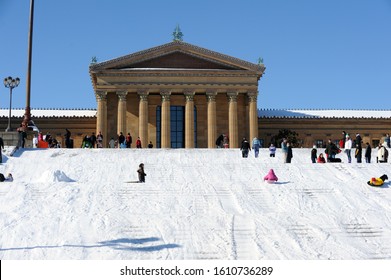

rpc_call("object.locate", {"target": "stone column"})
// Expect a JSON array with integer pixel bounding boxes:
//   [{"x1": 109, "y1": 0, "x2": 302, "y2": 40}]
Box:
[
  {"x1": 95, "y1": 91, "x2": 107, "y2": 147},
  {"x1": 206, "y1": 90, "x2": 217, "y2": 148},
  {"x1": 117, "y1": 91, "x2": 127, "y2": 135},
  {"x1": 184, "y1": 89, "x2": 195, "y2": 148},
  {"x1": 227, "y1": 91, "x2": 239, "y2": 148},
  {"x1": 160, "y1": 90, "x2": 171, "y2": 148},
  {"x1": 248, "y1": 92, "x2": 258, "y2": 142},
  {"x1": 138, "y1": 89, "x2": 149, "y2": 148}
]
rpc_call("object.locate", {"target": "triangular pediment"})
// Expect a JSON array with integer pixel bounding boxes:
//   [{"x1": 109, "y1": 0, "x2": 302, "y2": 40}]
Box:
[{"x1": 90, "y1": 41, "x2": 264, "y2": 72}]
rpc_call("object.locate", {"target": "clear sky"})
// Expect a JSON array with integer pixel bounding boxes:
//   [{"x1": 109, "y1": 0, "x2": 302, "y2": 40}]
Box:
[{"x1": 1, "y1": 0, "x2": 391, "y2": 110}]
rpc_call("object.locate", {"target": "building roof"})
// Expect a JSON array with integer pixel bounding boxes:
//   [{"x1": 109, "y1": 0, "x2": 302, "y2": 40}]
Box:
[
  {"x1": 258, "y1": 109, "x2": 391, "y2": 119},
  {"x1": 0, "y1": 109, "x2": 97, "y2": 118},
  {"x1": 2, "y1": 108, "x2": 391, "y2": 119}
]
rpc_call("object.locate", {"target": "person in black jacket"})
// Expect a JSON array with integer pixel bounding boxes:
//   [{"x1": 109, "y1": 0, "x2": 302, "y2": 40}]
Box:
[
  {"x1": 240, "y1": 138, "x2": 251, "y2": 158},
  {"x1": 311, "y1": 145, "x2": 317, "y2": 163},
  {"x1": 137, "y1": 163, "x2": 146, "y2": 183},
  {"x1": 216, "y1": 134, "x2": 224, "y2": 148},
  {"x1": 365, "y1": 142, "x2": 372, "y2": 163},
  {"x1": 286, "y1": 142, "x2": 293, "y2": 163},
  {"x1": 65, "y1": 129, "x2": 72, "y2": 148},
  {"x1": 355, "y1": 143, "x2": 362, "y2": 163}
]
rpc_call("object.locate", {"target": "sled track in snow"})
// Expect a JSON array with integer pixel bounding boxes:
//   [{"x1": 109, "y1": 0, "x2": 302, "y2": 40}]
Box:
[{"x1": 231, "y1": 215, "x2": 259, "y2": 259}]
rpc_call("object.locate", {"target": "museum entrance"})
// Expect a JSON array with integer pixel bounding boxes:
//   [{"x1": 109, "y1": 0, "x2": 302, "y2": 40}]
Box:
[{"x1": 156, "y1": 106, "x2": 197, "y2": 148}]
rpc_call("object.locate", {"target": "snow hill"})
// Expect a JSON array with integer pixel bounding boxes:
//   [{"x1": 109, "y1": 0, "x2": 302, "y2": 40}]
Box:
[{"x1": 0, "y1": 147, "x2": 390, "y2": 260}]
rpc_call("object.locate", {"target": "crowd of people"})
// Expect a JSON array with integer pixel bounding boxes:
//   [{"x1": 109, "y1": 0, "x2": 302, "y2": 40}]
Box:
[{"x1": 236, "y1": 130, "x2": 390, "y2": 164}]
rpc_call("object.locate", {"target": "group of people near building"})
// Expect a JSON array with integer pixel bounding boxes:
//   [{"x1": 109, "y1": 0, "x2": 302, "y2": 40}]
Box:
[
  {"x1": 309, "y1": 131, "x2": 389, "y2": 164},
  {"x1": 107, "y1": 133, "x2": 153, "y2": 149},
  {"x1": 237, "y1": 130, "x2": 390, "y2": 164}
]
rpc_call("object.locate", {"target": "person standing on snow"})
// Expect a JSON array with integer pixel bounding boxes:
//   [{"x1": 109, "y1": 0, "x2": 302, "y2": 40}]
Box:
[
  {"x1": 65, "y1": 129, "x2": 72, "y2": 148},
  {"x1": 377, "y1": 143, "x2": 388, "y2": 163},
  {"x1": 355, "y1": 133, "x2": 362, "y2": 148},
  {"x1": 286, "y1": 142, "x2": 293, "y2": 163},
  {"x1": 240, "y1": 137, "x2": 251, "y2": 158},
  {"x1": 344, "y1": 136, "x2": 352, "y2": 163},
  {"x1": 385, "y1": 133, "x2": 390, "y2": 148},
  {"x1": 252, "y1": 137, "x2": 261, "y2": 158},
  {"x1": 96, "y1": 131, "x2": 103, "y2": 148},
  {"x1": 126, "y1": 133, "x2": 132, "y2": 148},
  {"x1": 355, "y1": 143, "x2": 362, "y2": 163},
  {"x1": 325, "y1": 139, "x2": 338, "y2": 162},
  {"x1": 215, "y1": 134, "x2": 224, "y2": 148},
  {"x1": 137, "y1": 163, "x2": 146, "y2": 183},
  {"x1": 269, "y1": 143, "x2": 276, "y2": 157},
  {"x1": 311, "y1": 145, "x2": 317, "y2": 163},
  {"x1": 281, "y1": 138, "x2": 288, "y2": 163},
  {"x1": 136, "y1": 137, "x2": 142, "y2": 148},
  {"x1": 365, "y1": 142, "x2": 372, "y2": 163},
  {"x1": 118, "y1": 132, "x2": 126, "y2": 148}
]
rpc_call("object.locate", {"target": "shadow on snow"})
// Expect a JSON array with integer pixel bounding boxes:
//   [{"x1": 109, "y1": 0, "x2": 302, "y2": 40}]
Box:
[{"x1": 0, "y1": 237, "x2": 181, "y2": 253}]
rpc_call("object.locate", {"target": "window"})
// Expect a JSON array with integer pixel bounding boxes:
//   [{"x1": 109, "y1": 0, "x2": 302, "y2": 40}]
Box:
[
  {"x1": 316, "y1": 140, "x2": 323, "y2": 148},
  {"x1": 156, "y1": 106, "x2": 197, "y2": 148}
]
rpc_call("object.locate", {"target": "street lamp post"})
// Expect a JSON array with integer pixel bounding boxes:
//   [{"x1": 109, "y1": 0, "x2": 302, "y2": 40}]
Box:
[{"x1": 4, "y1": 76, "x2": 20, "y2": 132}]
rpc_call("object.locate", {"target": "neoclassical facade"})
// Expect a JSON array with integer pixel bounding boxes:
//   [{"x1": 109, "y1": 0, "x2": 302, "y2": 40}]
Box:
[{"x1": 89, "y1": 41, "x2": 265, "y2": 148}]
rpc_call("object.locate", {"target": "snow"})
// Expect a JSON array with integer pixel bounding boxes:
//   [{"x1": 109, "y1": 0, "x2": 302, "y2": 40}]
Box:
[
  {"x1": 258, "y1": 109, "x2": 391, "y2": 118},
  {"x1": 2, "y1": 108, "x2": 391, "y2": 119},
  {"x1": 0, "y1": 109, "x2": 97, "y2": 118},
  {"x1": 1, "y1": 147, "x2": 391, "y2": 260}
]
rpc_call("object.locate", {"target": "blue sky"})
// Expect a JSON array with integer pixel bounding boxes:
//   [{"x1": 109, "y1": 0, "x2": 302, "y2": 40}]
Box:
[{"x1": 1, "y1": 0, "x2": 391, "y2": 110}]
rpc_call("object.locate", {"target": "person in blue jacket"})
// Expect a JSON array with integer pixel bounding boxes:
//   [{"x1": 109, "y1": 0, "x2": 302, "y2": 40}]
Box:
[{"x1": 252, "y1": 137, "x2": 261, "y2": 158}]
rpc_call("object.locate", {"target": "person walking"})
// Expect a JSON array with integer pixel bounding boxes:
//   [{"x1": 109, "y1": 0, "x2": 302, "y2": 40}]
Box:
[
  {"x1": 365, "y1": 142, "x2": 372, "y2": 163},
  {"x1": 240, "y1": 137, "x2": 251, "y2": 158},
  {"x1": 252, "y1": 137, "x2": 261, "y2": 158},
  {"x1": 344, "y1": 136, "x2": 352, "y2": 163}
]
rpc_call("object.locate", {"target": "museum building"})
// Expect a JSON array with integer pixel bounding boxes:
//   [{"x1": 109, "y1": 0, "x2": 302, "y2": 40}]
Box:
[
  {"x1": 89, "y1": 41, "x2": 265, "y2": 148},
  {"x1": 1, "y1": 41, "x2": 391, "y2": 149}
]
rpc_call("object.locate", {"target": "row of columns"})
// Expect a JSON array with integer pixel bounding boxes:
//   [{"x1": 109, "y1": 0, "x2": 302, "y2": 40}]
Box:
[{"x1": 95, "y1": 90, "x2": 258, "y2": 148}]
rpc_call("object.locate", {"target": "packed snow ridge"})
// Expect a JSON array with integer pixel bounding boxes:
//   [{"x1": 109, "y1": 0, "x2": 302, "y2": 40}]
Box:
[{"x1": 0, "y1": 148, "x2": 390, "y2": 260}]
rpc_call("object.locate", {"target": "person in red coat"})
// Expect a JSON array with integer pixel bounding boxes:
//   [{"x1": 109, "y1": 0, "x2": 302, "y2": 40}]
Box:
[
  {"x1": 317, "y1": 153, "x2": 326, "y2": 163},
  {"x1": 136, "y1": 137, "x2": 142, "y2": 148}
]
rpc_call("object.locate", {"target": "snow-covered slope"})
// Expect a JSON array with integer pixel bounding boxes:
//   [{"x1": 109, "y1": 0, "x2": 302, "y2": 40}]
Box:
[{"x1": 0, "y1": 148, "x2": 390, "y2": 260}]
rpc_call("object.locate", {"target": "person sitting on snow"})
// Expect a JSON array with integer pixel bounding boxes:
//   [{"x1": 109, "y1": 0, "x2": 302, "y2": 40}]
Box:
[
  {"x1": 0, "y1": 173, "x2": 13, "y2": 182},
  {"x1": 317, "y1": 153, "x2": 326, "y2": 163},
  {"x1": 263, "y1": 169, "x2": 278, "y2": 183},
  {"x1": 368, "y1": 174, "x2": 388, "y2": 187}
]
